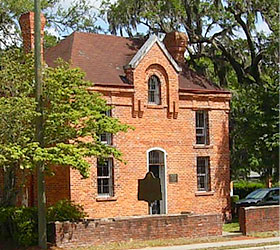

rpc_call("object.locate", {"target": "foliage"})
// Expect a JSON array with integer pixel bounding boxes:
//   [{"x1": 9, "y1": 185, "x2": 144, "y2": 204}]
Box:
[
  {"x1": 0, "y1": 206, "x2": 38, "y2": 246},
  {"x1": 0, "y1": 200, "x2": 87, "y2": 246},
  {"x1": 231, "y1": 195, "x2": 239, "y2": 204},
  {"x1": 101, "y1": 0, "x2": 279, "y2": 83},
  {"x1": 0, "y1": 0, "x2": 101, "y2": 49},
  {"x1": 233, "y1": 181, "x2": 265, "y2": 199},
  {"x1": 0, "y1": 49, "x2": 130, "y2": 205},
  {"x1": 230, "y1": 195, "x2": 239, "y2": 218},
  {"x1": 47, "y1": 199, "x2": 87, "y2": 222},
  {"x1": 230, "y1": 80, "x2": 279, "y2": 180}
]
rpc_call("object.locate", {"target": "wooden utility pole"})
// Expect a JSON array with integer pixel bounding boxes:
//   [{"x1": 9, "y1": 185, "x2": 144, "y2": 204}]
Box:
[{"x1": 34, "y1": 0, "x2": 47, "y2": 248}]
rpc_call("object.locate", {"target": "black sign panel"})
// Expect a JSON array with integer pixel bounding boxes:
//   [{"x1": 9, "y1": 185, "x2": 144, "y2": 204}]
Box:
[{"x1": 138, "y1": 172, "x2": 162, "y2": 203}]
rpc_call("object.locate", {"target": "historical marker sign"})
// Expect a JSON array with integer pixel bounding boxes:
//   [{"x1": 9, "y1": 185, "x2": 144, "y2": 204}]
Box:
[{"x1": 138, "y1": 172, "x2": 162, "y2": 203}]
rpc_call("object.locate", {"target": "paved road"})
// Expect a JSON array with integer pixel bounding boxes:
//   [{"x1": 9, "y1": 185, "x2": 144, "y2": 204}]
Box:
[{"x1": 130, "y1": 237, "x2": 280, "y2": 250}]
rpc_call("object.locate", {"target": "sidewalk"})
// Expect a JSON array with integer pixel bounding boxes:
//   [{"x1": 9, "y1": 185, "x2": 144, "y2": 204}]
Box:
[{"x1": 130, "y1": 237, "x2": 280, "y2": 250}]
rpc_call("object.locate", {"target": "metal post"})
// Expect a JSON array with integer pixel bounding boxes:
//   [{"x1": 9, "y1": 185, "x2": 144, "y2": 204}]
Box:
[{"x1": 34, "y1": 0, "x2": 47, "y2": 248}]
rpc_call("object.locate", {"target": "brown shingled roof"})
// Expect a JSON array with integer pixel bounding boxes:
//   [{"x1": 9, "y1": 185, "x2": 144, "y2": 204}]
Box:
[{"x1": 45, "y1": 32, "x2": 227, "y2": 92}]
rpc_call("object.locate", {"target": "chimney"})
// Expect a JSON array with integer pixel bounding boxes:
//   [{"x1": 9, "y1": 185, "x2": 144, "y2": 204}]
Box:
[
  {"x1": 163, "y1": 31, "x2": 188, "y2": 65},
  {"x1": 19, "y1": 12, "x2": 46, "y2": 55}
]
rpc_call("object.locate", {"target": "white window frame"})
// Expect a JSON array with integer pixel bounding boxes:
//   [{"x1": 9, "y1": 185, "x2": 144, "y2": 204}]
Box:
[
  {"x1": 97, "y1": 158, "x2": 114, "y2": 197},
  {"x1": 197, "y1": 157, "x2": 210, "y2": 191},
  {"x1": 195, "y1": 110, "x2": 209, "y2": 145},
  {"x1": 148, "y1": 75, "x2": 161, "y2": 105}
]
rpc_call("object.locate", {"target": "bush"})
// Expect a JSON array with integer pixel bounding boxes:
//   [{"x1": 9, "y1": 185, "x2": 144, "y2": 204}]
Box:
[
  {"x1": 0, "y1": 206, "x2": 38, "y2": 246},
  {"x1": 0, "y1": 199, "x2": 87, "y2": 246},
  {"x1": 230, "y1": 195, "x2": 239, "y2": 218},
  {"x1": 47, "y1": 199, "x2": 87, "y2": 222},
  {"x1": 234, "y1": 181, "x2": 265, "y2": 199},
  {"x1": 231, "y1": 195, "x2": 239, "y2": 204},
  {"x1": 272, "y1": 181, "x2": 280, "y2": 188}
]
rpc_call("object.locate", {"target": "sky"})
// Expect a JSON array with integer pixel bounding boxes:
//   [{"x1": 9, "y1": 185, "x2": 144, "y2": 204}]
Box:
[
  {"x1": 51, "y1": 0, "x2": 115, "y2": 35},
  {"x1": 57, "y1": 0, "x2": 270, "y2": 37},
  {"x1": 61, "y1": 0, "x2": 105, "y2": 9}
]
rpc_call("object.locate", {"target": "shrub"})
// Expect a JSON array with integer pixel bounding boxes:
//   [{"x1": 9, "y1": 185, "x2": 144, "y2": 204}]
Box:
[
  {"x1": 272, "y1": 181, "x2": 280, "y2": 188},
  {"x1": 230, "y1": 195, "x2": 239, "y2": 218},
  {"x1": 0, "y1": 199, "x2": 87, "y2": 246},
  {"x1": 47, "y1": 199, "x2": 87, "y2": 222},
  {"x1": 0, "y1": 206, "x2": 38, "y2": 246},
  {"x1": 231, "y1": 195, "x2": 239, "y2": 204},
  {"x1": 234, "y1": 181, "x2": 265, "y2": 199}
]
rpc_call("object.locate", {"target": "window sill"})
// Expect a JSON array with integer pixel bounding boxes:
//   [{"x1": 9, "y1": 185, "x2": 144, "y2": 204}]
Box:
[
  {"x1": 193, "y1": 144, "x2": 213, "y2": 149},
  {"x1": 195, "y1": 191, "x2": 214, "y2": 196},
  {"x1": 96, "y1": 196, "x2": 117, "y2": 202},
  {"x1": 146, "y1": 104, "x2": 167, "y2": 109}
]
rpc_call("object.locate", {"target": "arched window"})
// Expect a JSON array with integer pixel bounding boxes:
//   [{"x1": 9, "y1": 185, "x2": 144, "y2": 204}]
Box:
[{"x1": 148, "y1": 75, "x2": 161, "y2": 105}]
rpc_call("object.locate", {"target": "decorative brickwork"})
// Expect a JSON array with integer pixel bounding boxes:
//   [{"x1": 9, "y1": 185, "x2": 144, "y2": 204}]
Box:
[
  {"x1": 50, "y1": 213, "x2": 222, "y2": 248},
  {"x1": 239, "y1": 205, "x2": 280, "y2": 235}
]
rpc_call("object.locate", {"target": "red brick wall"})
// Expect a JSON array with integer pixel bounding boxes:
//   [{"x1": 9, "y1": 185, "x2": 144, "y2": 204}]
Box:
[
  {"x1": 68, "y1": 43, "x2": 231, "y2": 219},
  {"x1": 51, "y1": 213, "x2": 222, "y2": 248},
  {"x1": 35, "y1": 166, "x2": 70, "y2": 206},
  {"x1": 239, "y1": 205, "x2": 280, "y2": 235},
  {"x1": 0, "y1": 165, "x2": 69, "y2": 207}
]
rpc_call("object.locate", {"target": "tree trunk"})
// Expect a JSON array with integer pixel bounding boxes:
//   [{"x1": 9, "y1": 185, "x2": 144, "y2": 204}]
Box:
[{"x1": 2, "y1": 165, "x2": 17, "y2": 206}]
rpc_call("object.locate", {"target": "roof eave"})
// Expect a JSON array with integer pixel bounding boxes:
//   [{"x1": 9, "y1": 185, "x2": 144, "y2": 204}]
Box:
[{"x1": 179, "y1": 88, "x2": 231, "y2": 95}]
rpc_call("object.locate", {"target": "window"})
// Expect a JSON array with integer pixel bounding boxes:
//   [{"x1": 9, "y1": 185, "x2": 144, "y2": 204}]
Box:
[
  {"x1": 99, "y1": 109, "x2": 112, "y2": 145},
  {"x1": 149, "y1": 150, "x2": 164, "y2": 167},
  {"x1": 197, "y1": 157, "x2": 210, "y2": 191},
  {"x1": 97, "y1": 158, "x2": 114, "y2": 196},
  {"x1": 100, "y1": 133, "x2": 112, "y2": 145},
  {"x1": 195, "y1": 110, "x2": 209, "y2": 145},
  {"x1": 148, "y1": 75, "x2": 160, "y2": 104},
  {"x1": 267, "y1": 189, "x2": 279, "y2": 201}
]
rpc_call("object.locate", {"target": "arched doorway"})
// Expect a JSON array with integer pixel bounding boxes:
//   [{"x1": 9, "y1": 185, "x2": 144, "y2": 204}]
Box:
[{"x1": 147, "y1": 148, "x2": 167, "y2": 214}]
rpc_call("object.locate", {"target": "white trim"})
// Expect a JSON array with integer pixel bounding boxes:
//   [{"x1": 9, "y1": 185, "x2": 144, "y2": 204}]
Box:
[
  {"x1": 126, "y1": 35, "x2": 182, "y2": 72},
  {"x1": 146, "y1": 147, "x2": 168, "y2": 214}
]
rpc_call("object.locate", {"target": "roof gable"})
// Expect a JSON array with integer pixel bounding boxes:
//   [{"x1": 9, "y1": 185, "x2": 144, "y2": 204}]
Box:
[{"x1": 126, "y1": 35, "x2": 182, "y2": 72}]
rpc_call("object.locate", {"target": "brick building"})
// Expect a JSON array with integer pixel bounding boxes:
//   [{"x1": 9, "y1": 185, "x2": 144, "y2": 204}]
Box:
[{"x1": 19, "y1": 13, "x2": 231, "y2": 219}]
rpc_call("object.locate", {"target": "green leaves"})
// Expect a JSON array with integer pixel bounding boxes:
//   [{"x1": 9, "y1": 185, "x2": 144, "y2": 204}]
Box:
[
  {"x1": 230, "y1": 79, "x2": 279, "y2": 180},
  {"x1": 0, "y1": 49, "x2": 130, "y2": 179}
]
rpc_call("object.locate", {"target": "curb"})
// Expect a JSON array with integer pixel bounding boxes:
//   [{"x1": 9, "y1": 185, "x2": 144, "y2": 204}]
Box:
[
  {"x1": 131, "y1": 237, "x2": 280, "y2": 250},
  {"x1": 236, "y1": 245, "x2": 280, "y2": 250}
]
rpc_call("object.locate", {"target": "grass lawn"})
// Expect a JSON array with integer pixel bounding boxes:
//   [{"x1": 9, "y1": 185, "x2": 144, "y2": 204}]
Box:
[{"x1": 222, "y1": 218, "x2": 240, "y2": 233}]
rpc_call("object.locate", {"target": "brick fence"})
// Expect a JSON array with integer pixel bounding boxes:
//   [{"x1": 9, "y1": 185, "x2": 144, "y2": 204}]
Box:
[
  {"x1": 239, "y1": 205, "x2": 279, "y2": 235},
  {"x1": 49, "y1": 213, "x2": 222, "y2": 248}
]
